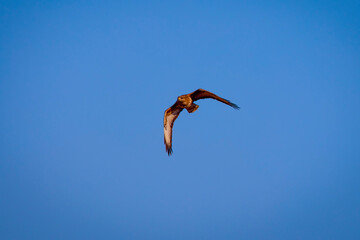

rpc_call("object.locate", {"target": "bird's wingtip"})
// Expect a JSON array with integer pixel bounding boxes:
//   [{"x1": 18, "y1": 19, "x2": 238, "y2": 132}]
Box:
[
  {"x1": 231, "y1": 103, "x2": 240, "y2": 110},
  {"x1": 167, "y1": 147, "x2": 173, "y2": 156}
]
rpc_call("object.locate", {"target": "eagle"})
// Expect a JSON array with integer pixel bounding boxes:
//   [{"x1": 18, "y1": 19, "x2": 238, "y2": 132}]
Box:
[{"x1": 164, "y1": 89, "x2": 239, "y2": 155}]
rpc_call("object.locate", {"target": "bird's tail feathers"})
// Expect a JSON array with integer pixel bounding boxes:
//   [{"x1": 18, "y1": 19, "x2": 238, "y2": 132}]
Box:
[{"x1": 186, "y1": 103, "x2": 199, "y2": 113}]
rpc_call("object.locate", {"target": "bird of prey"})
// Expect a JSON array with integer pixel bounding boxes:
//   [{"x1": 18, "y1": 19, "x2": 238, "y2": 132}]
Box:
[{"x1": 163, "y1": 89, "x2": 239, "y2": 155}]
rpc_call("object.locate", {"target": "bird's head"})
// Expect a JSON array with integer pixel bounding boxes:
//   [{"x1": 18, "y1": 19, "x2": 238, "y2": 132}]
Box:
[
  {"x1": 177, "y1": 96, "x2": 185, "y2": 101},
  {"x1": 177, "y1": 95, "x2": 191, "y2": 107}
]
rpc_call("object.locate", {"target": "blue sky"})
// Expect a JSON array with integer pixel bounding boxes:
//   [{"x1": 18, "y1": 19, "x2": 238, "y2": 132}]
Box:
[{"x1": 1, "y1": 1, "x2": 359, "y2": 239}]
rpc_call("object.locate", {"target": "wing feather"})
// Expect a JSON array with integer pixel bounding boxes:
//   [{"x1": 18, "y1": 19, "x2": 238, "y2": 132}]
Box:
[
  {"x1": 164, "y1": 104, "x2": 183, "y2": 156},
  {"x1": 190, "y1": 89, "x2": 239, "y2": 109}
]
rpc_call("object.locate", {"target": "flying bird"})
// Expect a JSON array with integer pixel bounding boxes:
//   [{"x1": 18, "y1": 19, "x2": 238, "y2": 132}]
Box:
[{"x1": 164, "y1": 89, "x2": 239, "y2": 155}]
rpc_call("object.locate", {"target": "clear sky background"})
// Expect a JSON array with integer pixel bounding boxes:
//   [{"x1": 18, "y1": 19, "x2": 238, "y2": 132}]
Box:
[{"x1": 1, "y1": 1, "x2": 360, "y2": 239}]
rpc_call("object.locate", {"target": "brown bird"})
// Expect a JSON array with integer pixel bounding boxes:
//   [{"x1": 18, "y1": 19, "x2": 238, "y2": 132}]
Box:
[{"x1": 164, "y1": 89, "x2": 239, "y2": 155}]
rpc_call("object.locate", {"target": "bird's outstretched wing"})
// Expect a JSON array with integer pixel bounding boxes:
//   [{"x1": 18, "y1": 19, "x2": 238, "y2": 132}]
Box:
[
  {"x1": 164, "y1": 104, "x2": 183, "y2": 155},
  {"x1": 190, "y1": 89, "x2": 240, "y2": 109}
]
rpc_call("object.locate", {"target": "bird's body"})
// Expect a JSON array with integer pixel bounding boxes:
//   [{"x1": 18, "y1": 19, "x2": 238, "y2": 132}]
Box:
[{"x1": 163, "y1": 89, "x2": 239, "y2": 155}]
